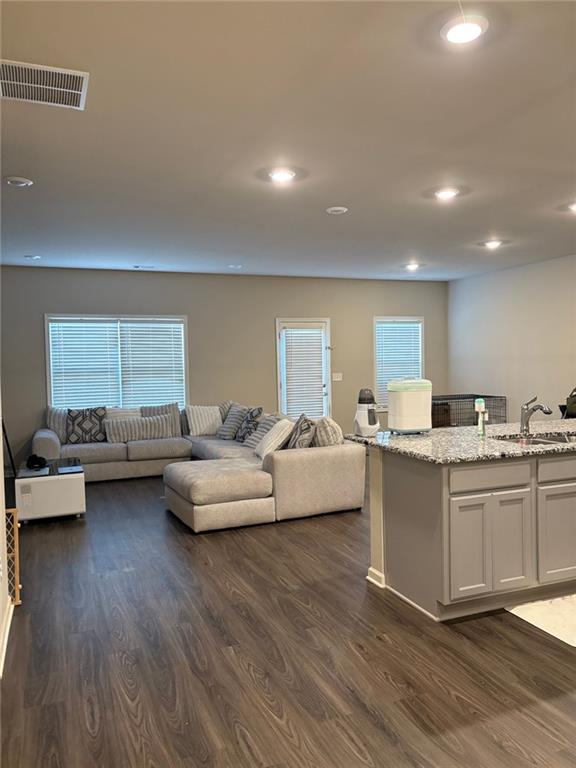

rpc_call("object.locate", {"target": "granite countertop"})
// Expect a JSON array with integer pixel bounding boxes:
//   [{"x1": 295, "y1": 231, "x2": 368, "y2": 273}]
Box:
[{"x1": 345, "y1": 419, "x2": 576, "y2": 465}]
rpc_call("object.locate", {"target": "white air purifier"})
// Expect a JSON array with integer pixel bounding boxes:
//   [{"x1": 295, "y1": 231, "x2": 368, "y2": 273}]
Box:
[{"x1": 387, "y1": 379, "x2": 432, "y2": 434}]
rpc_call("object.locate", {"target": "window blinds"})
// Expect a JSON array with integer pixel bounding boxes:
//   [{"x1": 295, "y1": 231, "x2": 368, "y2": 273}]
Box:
[
  {"x1": 278, "y1": 323, "x2": 329, "y2": 419},
  {"x1": 375, "y1": 319, "x2": 423, "y2": 406},
  {"x1": 47, "y1": 316, "x2": 186, "y2": 408}
]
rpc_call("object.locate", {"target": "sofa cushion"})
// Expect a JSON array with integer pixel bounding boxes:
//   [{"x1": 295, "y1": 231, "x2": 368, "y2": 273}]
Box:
[
  {"x1": 186, "y1": 436, "x2": 261, "y2": 463},
  {"x1": 243, "y1": 414, "x2": 281, "y2": 449},
  {"x1": 127, "y1": 437, "x2": 193, "y2": 461},
  {"x1": 105, "y1": 414, "x2": 173, "y2": 443},
  {"x1": 164, "y1": 459, "x2": 272, "y2": 505},
  {"x1": 235, "y1": 407, "x2": 263, "y2": 443},
  {"x1": 216, "y1": 404, "x2": 249, "y2": 440},
  {"x1": 61, "y1": 441, "x2": 128, "y2": 464},
  {"x1": 185, "y1": 405, "x2": 222, "y2": 436},
  {"x1": 141, "y1": 402, "x2": 182, "y2": 436},
  {"x1": 66, "y1": 407, "x2": 107, "y2": 444}
]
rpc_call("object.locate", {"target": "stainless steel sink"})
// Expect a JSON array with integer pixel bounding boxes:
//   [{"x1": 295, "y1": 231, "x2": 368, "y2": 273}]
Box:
[{"x1": 495, "y1": 432, "x2": 576, "y2": 446}]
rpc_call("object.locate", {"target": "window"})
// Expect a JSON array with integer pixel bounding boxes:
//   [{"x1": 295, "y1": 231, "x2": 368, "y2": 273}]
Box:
[
  {"x1": 276, "y1": 319, "x2": 331, "y2": 419},
  {"x1": 374, "y1": 317, "x2": 424, "y2": 407},
  {"x1": 46, "y1": 315, "x2": 187, "y2": 408}
]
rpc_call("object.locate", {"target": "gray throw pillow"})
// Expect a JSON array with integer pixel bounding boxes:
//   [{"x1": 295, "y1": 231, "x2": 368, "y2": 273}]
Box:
[
  {"x1": 243, "y1": 414, "x2": 280, "y2": 449},
  {"x1": 286, "y1": 413, "x2": 316, "y2": 449},
  {"x1": 141, "y1": 402, "x2": 181, "y2": 436},
  {"x1": 216, "y1": 404, "x2": 249, "y2": 440},
  {"x1": 312, "y1": 417, "x2": 344, "y2": 447},
  {"x1": 66, "y1": 407, "x2": 107, "y2": 444},
  {"x1": 235, "y1": 407, "x2": 263, "y2": 442}
]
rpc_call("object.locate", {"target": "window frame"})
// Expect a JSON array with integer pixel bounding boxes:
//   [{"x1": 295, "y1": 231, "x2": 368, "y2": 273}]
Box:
[
  {"x1": 373, "y1": 316, "x2": 425, "y2": 410},
  {"x1": 44, "y1": 313, "x2": 189, "y2": 408},
  {"x1": 275, "y1": 317, "x2": 332, "y2": 418}
]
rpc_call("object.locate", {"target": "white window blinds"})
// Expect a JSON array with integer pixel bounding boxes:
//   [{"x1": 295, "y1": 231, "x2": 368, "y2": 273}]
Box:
[
  {"x1": 47, "y1": 316, "x2": 186, "y2": 408},
  {"x1": 277, "y1": 320, "x2": 330, "y2": 419},
  {"x1": 374, "y1": 318, "x2": 423, "y2": 406}
]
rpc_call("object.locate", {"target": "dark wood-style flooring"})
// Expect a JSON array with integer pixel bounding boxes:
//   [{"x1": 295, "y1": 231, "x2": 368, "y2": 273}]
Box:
[{"x1": 2, "y1": 477, "x2": 576, "y2": 768}]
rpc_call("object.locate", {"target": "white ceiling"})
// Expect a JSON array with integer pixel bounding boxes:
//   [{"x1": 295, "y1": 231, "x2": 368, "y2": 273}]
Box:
[{"x1": 1, "y1": 1, "x2": 575, "y2": 280}]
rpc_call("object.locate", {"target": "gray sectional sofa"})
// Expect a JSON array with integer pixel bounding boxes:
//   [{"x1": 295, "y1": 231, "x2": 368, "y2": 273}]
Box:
[{"x1": 32, "y1": 409, "x2": 366, "y2": 532}]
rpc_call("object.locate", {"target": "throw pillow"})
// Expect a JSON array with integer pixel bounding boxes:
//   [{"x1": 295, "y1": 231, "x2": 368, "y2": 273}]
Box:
[
  {"x1": 216, "y1": 404, "x2": 249, "y2": 440},
  {"x1": 243, "y1": 414, "x2": 281, "y2": 449},
  {"x1": 105, "y1": 414, "x2": 172, "y2": 443},
  {"x1": 255, "y1": 419, "x2": 294, "y2": 459},
  {"x1": 141, "y1": 403, "x2": 181, "y2": 436},
  {"x1": 219, "y1": 400, "x2": 235, "y2": 421},
  {"x1": 286, "y1": 413, "x2": 316, "y2": 449},
  {"x1": 46, "y1": 406, "x2": 68, "y2": 443},
  {"x1": 312, "y1": 417, "x2": 344, "y2": 447},
  {"x1": 185, "y1": 405, "x2": 222, "y2": 436},
  {"x1": 107, "y1": 407, "x2": 141, "y2": 420},
  {"x1": 66, "y1": 407, "x2": 107, "y2": 444},
  {"x1": 235, "y1": 407, "x2": 263, "y2": 443}
]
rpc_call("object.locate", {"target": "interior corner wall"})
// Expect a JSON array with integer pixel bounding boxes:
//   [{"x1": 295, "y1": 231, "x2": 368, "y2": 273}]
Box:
[
  {"x1": 448, "y1": 254, "x2": 576, "y2": 424},
  {"x1": 0, "y1": 266, "x2": 449, "y2": 462}
]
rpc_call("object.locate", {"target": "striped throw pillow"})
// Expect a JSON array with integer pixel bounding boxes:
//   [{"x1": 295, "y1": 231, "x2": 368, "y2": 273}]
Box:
[
  {"x1": 185, "y1": 405, "x2": 222, "y2": 436},
  {"x1": 216, "y1": 404, "x2": 249, "y2": 440},
  {"x1": 107, "y1": 407, "x2": 141, "y2": 420},
  {"x1": 255, "y1": 419, "x2": 294, "y2": 459},
  {"x1": 219, "y1": 400, "x2": 235, "y2": 420},
  {"x1": 141, "y1": 403, "x2": 181, "y2": 436},
  {"x1": 312, "y1": 417, "x2": 344, "y2": 447},
  {"x1": 46, "y1": 406, "x2": 68, "y2": 442},
  {"x1": 105, "y1": 414, "x2": 173, "y2": 443},
  {"x1": 243, "y1": 414, "x2": 280, "y2": 449}
]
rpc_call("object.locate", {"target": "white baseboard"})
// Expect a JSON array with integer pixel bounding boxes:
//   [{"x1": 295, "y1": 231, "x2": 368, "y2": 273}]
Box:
[
  {"x1": 0, "y1": 601, "x2": 14, "y2": 677},
  {"x1": 366, "y1": 567, "x2": 386, "y2": 588}
]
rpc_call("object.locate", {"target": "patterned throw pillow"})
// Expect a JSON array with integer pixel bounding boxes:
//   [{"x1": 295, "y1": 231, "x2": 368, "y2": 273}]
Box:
[
  {"x1": 255, "y1": 419, "x2": 295, "y2": 459},
  {"x1": 312, "y1": 417, "x2": 344, "y2": 447},
  {"x1": 185, "y1": 405, "x2": 222, "y2": 436},
  {"x1": 216, "y1": 404, "x2": 249, "y2": 440},
  {"x1": 235, "y1": 407, "x2": 263, "y2": 443},
  {"x1": 243, "y1": 414, "x2": 280, "y2": 449},
  {"x1": 66, "y1": 407, "x2": 107, "y2": 444},
  {"x1": 141, "y1": 403, "x2": 181, "y2": 436},
  {"x1": 286, "y1": 414, "x2": 316, "y2": 449}
]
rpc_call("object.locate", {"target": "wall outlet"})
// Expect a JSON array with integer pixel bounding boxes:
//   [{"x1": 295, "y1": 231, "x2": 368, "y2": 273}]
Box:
[{"x1": 332, "y1": 372, "x2": 343, "y2": 382}]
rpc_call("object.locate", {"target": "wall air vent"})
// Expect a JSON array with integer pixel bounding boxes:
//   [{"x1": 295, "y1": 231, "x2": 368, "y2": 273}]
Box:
[{"x1": 0, "y1": 60, "x2": 89, "y2": 110}]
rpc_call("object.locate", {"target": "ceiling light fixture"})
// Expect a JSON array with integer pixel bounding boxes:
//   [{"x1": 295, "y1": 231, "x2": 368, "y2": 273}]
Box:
[
  {"x1": 434, "y1": 186, "x2": 460, "y2": 202},
  {"x1": 569, "y1": 202, "x2": 576, "y2": 214},
  {"x1": 483, "y1": 239, "x2": 504, "y2": 250},
  {"x1": 4, "y1": 175, "x2": 34, "y2": 188},
  {"x1": 405, "y1": 263, "x2": 421, "y2": 272},
  {"x1": 268, "y1": 167, "x2": 296, "y2": 184},
  {"x1": 326, "y1": 206, "x2": 349, "y2": 215},
  {"x1": 24, "y1": 254, "x2": 42, "y2": 260},
  {"x1": 441, "y1": 14, "x2": 489, "y2": 45}
]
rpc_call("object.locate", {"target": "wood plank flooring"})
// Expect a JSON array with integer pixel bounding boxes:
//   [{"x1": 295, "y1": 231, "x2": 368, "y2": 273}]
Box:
[{"x1": 2, "y1": 477, "x2": 576, "y2": 768}]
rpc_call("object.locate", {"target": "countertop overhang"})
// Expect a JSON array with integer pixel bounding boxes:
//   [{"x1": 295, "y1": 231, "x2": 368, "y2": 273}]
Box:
[{"x1": 345, "y1": 419, "x2": 576, "y2": 465}]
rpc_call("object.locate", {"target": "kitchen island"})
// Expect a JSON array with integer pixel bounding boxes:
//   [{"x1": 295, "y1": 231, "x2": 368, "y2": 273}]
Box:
[{"x1": 348, "y1": 419, "x2": 576, "y2": 621}]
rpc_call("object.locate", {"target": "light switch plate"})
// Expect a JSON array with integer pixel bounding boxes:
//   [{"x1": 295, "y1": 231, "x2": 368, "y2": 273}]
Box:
[{"x1": 332, "y1": 372, "x2": 343, "y2": 382}]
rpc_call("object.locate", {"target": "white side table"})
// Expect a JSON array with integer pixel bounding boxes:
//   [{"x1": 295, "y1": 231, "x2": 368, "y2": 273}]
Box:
[{"x1": 16, "y1": 459, "x2": 86, "y2": 522}]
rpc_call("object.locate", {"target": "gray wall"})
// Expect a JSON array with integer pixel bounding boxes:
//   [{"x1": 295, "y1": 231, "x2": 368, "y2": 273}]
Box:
[
  {"x1": 449, "y1": 254, "x2": 576, "y2": 423},
  {"x1": 1, "y1": 266, "x2": 448, "y2": 459}
]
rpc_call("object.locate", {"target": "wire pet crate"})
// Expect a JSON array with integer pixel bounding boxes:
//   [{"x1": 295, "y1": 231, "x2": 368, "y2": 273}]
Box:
[{"x1": 432, "y1": 394, "x2": 507, "y2": 428}]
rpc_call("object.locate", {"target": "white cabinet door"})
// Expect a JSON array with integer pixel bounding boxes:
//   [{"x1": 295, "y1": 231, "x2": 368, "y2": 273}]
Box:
[
  {"x1": 449, "y1": 495, "x2": 493, "y2": 600},
  {"x1": 492, "y1": 489, "x2": 534, "y2": 591},
  {"x1": 538, "y1": 483, "x2": 576, "y2": 584}
]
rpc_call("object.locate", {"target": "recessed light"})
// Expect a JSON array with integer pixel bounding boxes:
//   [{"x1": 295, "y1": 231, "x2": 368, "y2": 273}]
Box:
[
  {"x1": 405, "y1": 263, "x2": 422, "y2": 272},
  {"x1": 227, "y1": 264, "x2": 243, "y2": 270},
  {"x1": 441, "y1": 15, "x2": 489, "y2": 45},
  {"x1": 569, "y1": 202, "x2": 576, "y2": 214},
  {"x1": 268, "y1": 167, "x2": 296, "y2": 184},
  {"x1": 24, "y1": 255, "x2": 42, "y2": 260},
  {"x1": 434, "y1": 187, "x2": 460, "y2": 202},
  {"x1": 482, "y1": 239, "x2": 504, "y2": 250},
  {"x1": 326, "y1": 206, "x2": 349, "y2": 215},
  {"x1": 4, "y1": 176, "x2": 34, "y2": 188}
]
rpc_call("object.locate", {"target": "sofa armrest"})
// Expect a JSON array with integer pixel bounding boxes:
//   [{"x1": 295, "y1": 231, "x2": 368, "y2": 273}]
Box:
[
  {"x1": 32, "y1": 429, "x2": 61, "y2": 461},
  {"x1": 263, "y1": 442, "x2": 366, "y2": 521}
]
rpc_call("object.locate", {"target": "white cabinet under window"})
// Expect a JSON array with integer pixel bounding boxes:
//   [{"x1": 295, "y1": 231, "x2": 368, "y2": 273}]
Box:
[
  {"x1": 276, "y1": 319, "x2": 331, "y2": 419},
  {"x1": 46, "y1": 315, "x2": 187, "y2": 408},
  {"x1": 374, "y1": 317, "x2": 423, "y2": 407}
]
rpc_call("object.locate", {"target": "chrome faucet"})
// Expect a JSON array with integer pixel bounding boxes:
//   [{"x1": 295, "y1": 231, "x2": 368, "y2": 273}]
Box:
[{"x1": 520, "y1": 396, "x2": 553, "y2": 436}]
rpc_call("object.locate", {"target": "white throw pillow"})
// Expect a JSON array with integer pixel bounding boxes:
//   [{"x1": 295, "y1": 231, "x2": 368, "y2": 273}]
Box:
[
  {"x1": 186, "y1": 405, "x2": 223, "y2": 436},
  {"x1": 255, "y1": 419, "x2": 294, "y2": 459}
]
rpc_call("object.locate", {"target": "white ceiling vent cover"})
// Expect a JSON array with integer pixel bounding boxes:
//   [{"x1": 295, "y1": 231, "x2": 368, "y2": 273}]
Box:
[{"x1": 0, "y1": 60, "x2": 89, "y2": 110}]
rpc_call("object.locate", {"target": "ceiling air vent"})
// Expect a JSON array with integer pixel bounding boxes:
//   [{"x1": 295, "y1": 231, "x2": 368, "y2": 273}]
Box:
[{"x1": 0, "y1": 60, "x2": 89, "y2": 110}]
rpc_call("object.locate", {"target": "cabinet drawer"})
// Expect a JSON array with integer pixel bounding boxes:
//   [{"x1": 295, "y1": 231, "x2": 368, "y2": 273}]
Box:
[
  {"x1": 449, "y1": 462, "x2": 531, "y2": 495},
  {"x1": 538, "y1": 456, "x2": 576, "y2": 484}
]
